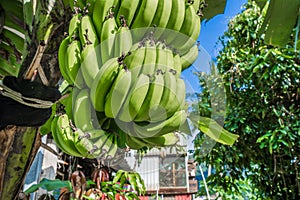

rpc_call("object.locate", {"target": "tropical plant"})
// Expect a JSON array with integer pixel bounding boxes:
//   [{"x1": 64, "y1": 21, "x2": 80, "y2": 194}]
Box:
[
  {"x1": 193, "y1": 1, "x2": 300, "y2": 199},
  {"x1": 0, "y1": 0, "x2": 298, "y2": 199}
]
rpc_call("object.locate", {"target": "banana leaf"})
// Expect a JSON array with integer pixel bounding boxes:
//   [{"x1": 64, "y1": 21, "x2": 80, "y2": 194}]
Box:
[
  {"x1": 188, "y1": 114, "x2": 239, "y2": 145},
  {"x1": 202, "y1": 0, "x2": 227, "y2": 21},
  {"x1": 198, "y1": 116, "x2": 239, "y2": 145},
  {"x1": 253, "y1": 0, "x2": 268, "y2": 9},
  {"x1": 258, "y1": 0, "x2": 300, "y2": 48},
  {"x1": 24, "y1": 178, "x2": 72, "y2": 194}
]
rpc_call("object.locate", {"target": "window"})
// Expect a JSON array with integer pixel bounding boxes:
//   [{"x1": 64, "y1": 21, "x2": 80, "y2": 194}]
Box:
[{"x1": 159, "y1": 155, "x2": 187, "y2": 187}]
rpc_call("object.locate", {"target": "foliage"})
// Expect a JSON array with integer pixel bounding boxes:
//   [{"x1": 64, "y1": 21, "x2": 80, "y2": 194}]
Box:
[
  {"x1": 24, "y1": 178, "x2": 72, "y2": 195},
  {"x1": 254, "y1": 0, "x2": 300, "y2": 48},
  {"x1": 24, "y1": 177, "x2": 140, "y2": 200},
  {"x1": 193, "y1": 1, "x2": 300, "y2": 199}
]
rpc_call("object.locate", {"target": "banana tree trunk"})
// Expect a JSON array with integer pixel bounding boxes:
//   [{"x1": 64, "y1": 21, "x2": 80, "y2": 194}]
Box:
[
  {"x1": 0, "y1": 127, "x2": 41, "y2": 200},
  {"x1": 0, "y1": 0, "x2": 70, "y2": 199}
]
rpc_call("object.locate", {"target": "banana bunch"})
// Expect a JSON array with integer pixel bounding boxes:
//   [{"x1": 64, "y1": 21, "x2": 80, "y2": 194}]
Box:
[
  {"x1": 113, "y1": 169, "x2": 146, "y2": 196},
  {"x1": 51, "y1": 113, "x2": 119, "y2": 159},
  {"x1": 58, "y1": 0, "x2": 201, "y2": 84},
  {"x1": 55, "y1": 0, "x2": 204, "y2": 157}
]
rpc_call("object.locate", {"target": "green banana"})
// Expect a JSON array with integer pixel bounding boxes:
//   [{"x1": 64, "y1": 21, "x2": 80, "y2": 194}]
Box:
[
  {"x1": 172, "y1": 53, "x2": 182, "y2": 78},
  {"x1": 180, "y1": 44, "x2": 199, "y2": 71},
  {"x1": 86, "y1": 129, "x2": 111, "y2": 157},
  {"x1": 175, "y1": 4, "x2": 201, "y2": 55},
  {"x1": 157, "y1": 48, "x2": 180, "y2": 118},
  {"x1": 175, "y1": 78, "x2": 187, "y2": 110},
  {"x1": 118, "y1": 73, "x2": 150, "y2": 122},
  {"x1": 73, "y1": 128, "x2": 112, "y2": 159},
  {"x1": 135, "y1": 73, "x2": 164, "y2": 123},
  {"x1": 139, "y1": 40, "x2": 157, "y2": 77},
  {"x1": 55, "y1": 114, "x2": 83, "y2": 157},
  {"x1": 116, "y1": 0, "x2": 140, "y2": 27},
  {"x1": 92, "y1": 0, "x2": 119, "y2": 36},
  {"x1": 144, "y1": 43, "x2": 170, "y2": 122},
  {"x1": 151, "y1": 0, "x2": 172, "y2": 40},
  {"x1": 98, "y1": 133, "x2": 115, "y2": 158},
  {"x1": 66, "y1": 39, "x2": 82, "y2": 84},
  {"x1": 131, "y1": 0, "x2": 159, "y2": 29},
  {"x1": 85, "y1": 128, "x2": 108, "y2": 142},
  {"x1": 158, "y1": 69, "x2": 178, "y2": 119},
  {"x1": 73, "y1": 89, "x2": 99, "y2": 131},
  {"x1": 80, "y1": 45, "x2": 102, "y2": 87},
  {"x1": 104, "y1": 68, "x2": 132, "y2": 118},
  {"x1": 113, "y1": 16, "x2": 132, "y2": 58},
  {"x1": 151, "y1": 0, "x2": 172, "y2": 28},
  {"x1": 141, "y1": 132, "x2": 179, "y2": 147},
  {"x1": 168, "y1": 0, "x2": 186, "y2": 31},
  {"x1": 191, "y1": 0, "x2": 201, "y2": 13},
  {"x1": 96, "y1": 112, "x2": 111, "y2": 130},
  {"x1": 132, "y1": 110, "x2": 187, "y2": 138},
  {"x1": 90, "y1": 58, "x2": 120, "y2": 112},
  {"x1": 79, "y1": 15, "x2": 99, "y2": 47},
  {"x1": 125, "y1": 133, "x2": 148, "y2": 150},
  {"x1": 58, "y1": 36, "x2": 73, "y2": 84},
  {"x1": 124, "y1": 42, "x2": 146, "y2": 78},
  {"x1": 51, "y1": 115, "x2": 69, "y2": 154},
  {"x1": 105, "y1": 134, "x2": 118, "y2": 159},
  {"x1": 131, "y1": 0, "x2": 159, "y2": 42},
  {"x1": 68, "y1": 13, "x2": 82, "y2": 38},
  {"x1": 161, "y1": 0, "x2": 186, "y2": 46},
  {"x1": 74, "y1": 127, "x2": 99, "y2": 159},
  {"x1": 100, "y1": 11, "x2": 117, "y2": 64},
  {"x1": 164, "y1": 69, "x2": 183, "y2": 117},
  {"x1": 73, "y1": 69, "x2": 86, "y2": 89},
  {"x1": 135, "y1": 41, "x2": 165, "y2": 122},
  {"x1": 129, "y1": 74, "x2": 150, "y2": 119}
]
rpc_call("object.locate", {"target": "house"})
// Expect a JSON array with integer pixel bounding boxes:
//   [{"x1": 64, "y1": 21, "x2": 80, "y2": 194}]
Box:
[{"x1": 124, "y1": 133, "x2": 199, "y2": 200}]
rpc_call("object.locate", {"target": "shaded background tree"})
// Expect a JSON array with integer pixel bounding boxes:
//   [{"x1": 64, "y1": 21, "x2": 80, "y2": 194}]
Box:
[{"x1": 193, "y1": 1, "x2": 300, "y2": 199}]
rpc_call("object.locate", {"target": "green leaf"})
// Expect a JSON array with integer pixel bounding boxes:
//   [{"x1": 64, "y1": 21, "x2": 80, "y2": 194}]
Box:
[
  {"x1": 261, "y1": 0, "x2": 300, "y2": 47},
  {"x1": 253, "y1": 0, "x2": 268, "y2": 10},
  {"x1": 39, "y1": 104, "x2": 57, "y2": 135},
  {"x1": 24, "y1": 178, "x2": 72, "y2": 194},
  {"x1": 198, "y1": 117, "x2": 239, "y2": 145},
  {"x1": 256, "y1": 132, "x2": 272, "y2": 143},
  {"x1": 202, "y1": 0, "x2": 227, "y2": 21}
]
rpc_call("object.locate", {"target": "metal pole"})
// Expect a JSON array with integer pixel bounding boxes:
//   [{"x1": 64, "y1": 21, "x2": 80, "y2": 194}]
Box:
[{"x1": 199, "y1": 164, "x2": 211, "y2": 200}]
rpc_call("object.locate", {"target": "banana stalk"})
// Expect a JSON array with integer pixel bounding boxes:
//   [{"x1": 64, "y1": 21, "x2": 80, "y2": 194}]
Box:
[{"x1": 0, "y1": 127, "x2": 40, "y2": 200}]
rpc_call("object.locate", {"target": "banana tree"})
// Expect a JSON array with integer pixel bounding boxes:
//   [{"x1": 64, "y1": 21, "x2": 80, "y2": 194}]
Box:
[
  {"x1": 0, "y1": 0, "x2": 298, "y2": 199},
  {"x1": 0, "y1": 0, "x2": 70, "y2": 199}
]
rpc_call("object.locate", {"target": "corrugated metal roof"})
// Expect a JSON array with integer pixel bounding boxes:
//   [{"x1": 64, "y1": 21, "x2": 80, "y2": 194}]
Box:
[{"x1": 136, "y1": 156, "x2": 160, "y2": 191}]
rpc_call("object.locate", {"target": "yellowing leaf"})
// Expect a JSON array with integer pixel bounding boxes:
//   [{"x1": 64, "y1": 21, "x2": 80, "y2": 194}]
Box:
[{"x1": 198, "y1": 117, "x2": 239, "y2": 145}]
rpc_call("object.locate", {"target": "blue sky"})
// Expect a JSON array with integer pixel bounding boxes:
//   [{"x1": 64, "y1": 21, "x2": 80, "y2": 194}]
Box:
[{"x1": 182, "y1": 0, "x2": 247, "y2": 94}]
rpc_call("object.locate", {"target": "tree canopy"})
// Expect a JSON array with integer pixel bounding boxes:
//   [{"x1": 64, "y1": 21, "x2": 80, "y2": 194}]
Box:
[{"x1": 193, "y1": 1, "x2": 300, "y2": 199}]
